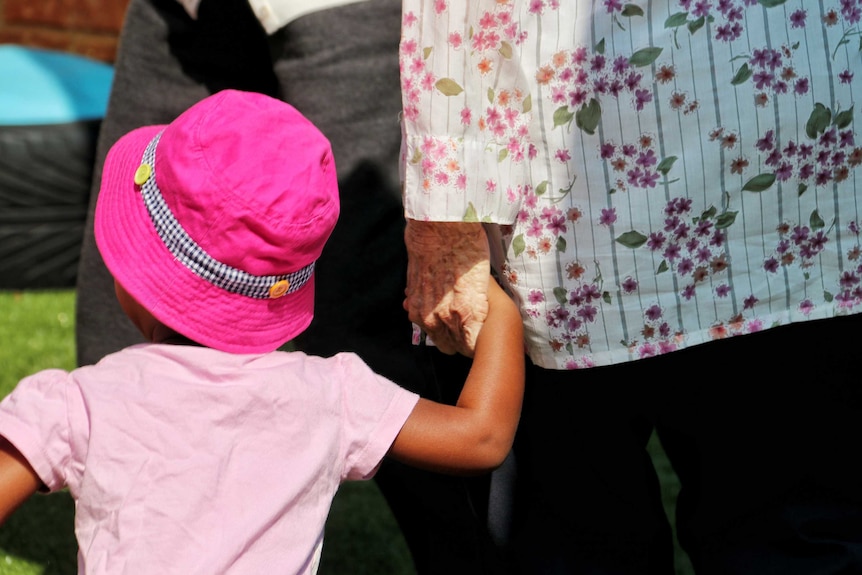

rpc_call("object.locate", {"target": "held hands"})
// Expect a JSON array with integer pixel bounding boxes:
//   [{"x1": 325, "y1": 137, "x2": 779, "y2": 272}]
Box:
[{"x1": 404, "y1": 219, "x2": 490, "y2": 357}]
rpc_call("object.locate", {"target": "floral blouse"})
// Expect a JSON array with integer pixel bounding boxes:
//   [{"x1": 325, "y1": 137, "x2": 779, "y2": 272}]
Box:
[{"x1": 400, "y1": 0, "x2": 862, "y2": 370}]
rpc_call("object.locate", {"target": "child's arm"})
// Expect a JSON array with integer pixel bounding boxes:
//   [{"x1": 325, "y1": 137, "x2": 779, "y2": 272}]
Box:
[
  {"x1": 0, "y1": 437, "x2": 41, "y2": 524},
  {"x1": 389, "y1": 277, "x2": 524, "y2": 474}
]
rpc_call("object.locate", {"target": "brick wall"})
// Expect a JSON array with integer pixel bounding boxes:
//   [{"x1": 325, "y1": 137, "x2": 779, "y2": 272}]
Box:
[{"x1": 0, "y1": 0, "x2": 130, "y2": 63}]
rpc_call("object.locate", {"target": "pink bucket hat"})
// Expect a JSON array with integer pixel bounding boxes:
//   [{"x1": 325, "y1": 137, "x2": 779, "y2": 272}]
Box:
[{"x1": 95, "y1": 89, "x2": 339, "y2": 354}]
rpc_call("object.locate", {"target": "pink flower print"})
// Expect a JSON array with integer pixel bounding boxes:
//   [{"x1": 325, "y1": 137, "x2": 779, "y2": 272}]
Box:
[
  {"x1": 839, "y1": 270, "x2": 860, "y2": 289},
  {"x1": 715, "y1": 284, "x2": 731, "y2": 297},
  {"x1": 647, "y1": 232, "x2": 666, "y2": 251},
  {"x1": 546, "y1": 214, "x2": 567, "y2": 236},
  {"x1": 581, "y1": 284, "x2": 602, "y2": 303},
  {"x1": 460, "y1": 107, "x2": 472, "y2": 126},
  {"x1": 448, "y1": 32, "x2": 463, "y2": 49},
  {"x1": 794, "y1": 78, "x2": 810, "y2": 95},
  {"x1": 621, "y1": 276, "x2": 639, "y2": 294},
  {"x1": 599, "y1": 207, "x2": 618, "y2": 226},
  {"x1": 528, "y1": 0, "x2": 545, "y2": 15},
  {"x1": 528, "y1": 289, "x2": 545, "y2": 304},
  {"x1": 433, "y1": 0, "x2": 446, "y2": 15},
  {"x1": 663, "y1": 243, "x2": 682, "y2": 261},
  {"x1": 755, "y1": 129, "x2": 775, "y2": 152},
  {"x1": 526, "y1": 217, "x2": 543, "y2": 238},
  {"x1": 677, "y1": 258, "x2": 694, "y2": 275},
  {"x1": 638, "y1": 342, "x2": 658, "y2": 359},
  {"x1": 604, "y1": 0, "x2": 623, "y2": 12},
  {"x1": 545, "y1": 306, "x2": 569, "y2": 328},
  {"x1": 576, "y1": 305, "x2": 598, "y2": 323},
  {"x1": 842, "y1": 0, "x2": 862, "y2": 24},
  {"x1": 798, "y1": 299, "x2": 815, "y2": 315},
  {"x1": 645, "y1": 304, "x2": 663, "y2": 321},
  {"x1": 681, "y1": 284, "x2": 697, "y2": 300},
  {"x1": 639, "y1": 170, "x2": 660, "y2": 188},
  {"x1": 790, "y1": 9, "x2": 807, "y2": 27},
  {"x1": 402, "y1": 11, "x2": 417, "y2": 27}
]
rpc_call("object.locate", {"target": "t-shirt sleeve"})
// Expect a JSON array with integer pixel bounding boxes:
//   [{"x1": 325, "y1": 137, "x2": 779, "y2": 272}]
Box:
[
  {"x1": 332, "y1": 353, "x2": 420, "y2": 481},
  {"x1": 0, "y1": 369, "x2": 81, "y2": 492}
]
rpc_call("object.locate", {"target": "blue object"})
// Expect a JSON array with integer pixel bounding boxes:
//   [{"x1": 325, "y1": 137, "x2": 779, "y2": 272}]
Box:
[{"x1": 0, "y1": 44, "x2": 114, "y2": 125}]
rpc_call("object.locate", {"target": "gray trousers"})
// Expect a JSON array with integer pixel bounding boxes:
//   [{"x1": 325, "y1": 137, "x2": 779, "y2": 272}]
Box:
[{"x1": 75, "y1": 0, "x2": 511, "y2": 572}]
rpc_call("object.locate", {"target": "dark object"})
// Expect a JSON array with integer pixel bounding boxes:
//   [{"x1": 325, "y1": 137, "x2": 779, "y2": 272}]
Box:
[{"x1": 0, "y1": 46, "x2": 112, "y2": 289}]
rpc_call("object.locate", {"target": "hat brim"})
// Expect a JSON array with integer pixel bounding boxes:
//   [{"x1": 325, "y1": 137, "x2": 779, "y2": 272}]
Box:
[{"x1": 95, "y1": 125, "x2": 314, "y2": 354}]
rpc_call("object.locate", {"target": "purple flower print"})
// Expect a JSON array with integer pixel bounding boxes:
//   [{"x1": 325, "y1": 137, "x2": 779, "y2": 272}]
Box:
[
  {"x1": 645, "y1": 304, "x2": 663, "y2": 321},
  {"x1": 599, "y1": 207, "x2": 618, "y2": 226},
  {"x1": 790, "y1": 9, "x2": 807, "y2": 28}
]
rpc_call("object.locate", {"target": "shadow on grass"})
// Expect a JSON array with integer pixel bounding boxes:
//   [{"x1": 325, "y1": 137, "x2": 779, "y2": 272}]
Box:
[{"x1": 0, "y1": 491, "x2": 77, "y2": 575}]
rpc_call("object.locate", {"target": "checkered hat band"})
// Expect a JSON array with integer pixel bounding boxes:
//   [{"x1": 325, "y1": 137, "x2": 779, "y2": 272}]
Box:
[{"x1": 138, "y1": 132, "x2": 314, "y2": 299}]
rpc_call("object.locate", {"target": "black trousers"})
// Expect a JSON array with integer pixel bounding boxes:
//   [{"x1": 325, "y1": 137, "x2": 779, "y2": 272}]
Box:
[
  {"x1": 75, "y1": 0, "x2": 508, "y2": 572},
  {"x1": 514, "y1": 312, "x2": 862, "y2": 574}
]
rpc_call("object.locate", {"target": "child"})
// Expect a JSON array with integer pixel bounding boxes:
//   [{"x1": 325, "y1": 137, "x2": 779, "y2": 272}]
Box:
[{"x1": 0, "y1": 90, "x2": 524, "y2": 574}]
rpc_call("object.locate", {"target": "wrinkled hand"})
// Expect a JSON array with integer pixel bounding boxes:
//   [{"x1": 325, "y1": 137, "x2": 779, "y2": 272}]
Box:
[{"x1": 404, "y1": 219, "x2": 490, "y2": 357}]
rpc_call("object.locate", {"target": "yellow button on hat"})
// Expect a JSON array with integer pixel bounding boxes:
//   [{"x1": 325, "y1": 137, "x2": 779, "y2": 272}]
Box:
[
  {"x1": 134, "y1": 163, "x2": 152, "y2": 186},
  {"x1": 269, "y1": 279, "x2": 290, "y2": 299}
]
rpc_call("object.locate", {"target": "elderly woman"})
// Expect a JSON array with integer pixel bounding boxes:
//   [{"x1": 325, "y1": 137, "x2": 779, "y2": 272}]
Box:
[{"x1": 401, "y1": 2, "x2": 862, "y2": 573}]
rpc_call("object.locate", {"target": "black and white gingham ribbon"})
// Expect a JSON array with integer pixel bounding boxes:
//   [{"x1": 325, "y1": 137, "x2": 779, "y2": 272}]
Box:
[{"x1": 137, "y1": 132, "x2": 314, "y2": 299}]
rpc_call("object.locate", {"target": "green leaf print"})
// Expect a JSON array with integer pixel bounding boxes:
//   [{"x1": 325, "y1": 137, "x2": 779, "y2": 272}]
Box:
[
  {"x1": 498, "y1": 148, "x2": 509, "y2": 163},
  {"x1": 824, "y1": 290, "x2": 834, "y2": 303},
  {"x1": 758, "y1": 0, "x2": 788, "y2": 7},
  {"x1": 665, "y1": 12, "x2": 689, "y2": 28},
  {"x1": 715, "y1": 211, "x2": 738, "y2": 229},
  {"x1": 798, "y1": 183, "x2": 809, "y2": 197},
  {"x1": 556, "y1": 236, "x2": 567, "y2": 253},
  {"x1": 554, "y1": 106, "x2": 575, "y2": 129},
  {"x1": 488, "y1": 88, "x2": 495, "y2": 104},
  {"x1": 657, "y1": 260, "x2": 669, "y2": 274},
  {"x1": 687, "y1": 16, "x2": 707, "y2": 34},
  {"x1": 833, "y1": 106, "x2": 855, "y2": 130},
  {"x1": 615, "y1": 230, "x2": 649, "y2": 249},
  {"x1": 423, "y1": 47, "x2": 433, "y2": 60},
  {"x1": 512, "y1": 234, "x2": 526, "y2": 257},
  {"x1": 553, "y1": 287, "x2": 568, "y2": 305},
  {"x1": 499, "y1": 41, "x2": 513, "y2": 60},
  {"x1": 731, "y1": 63, "x2": 753, "y2": 85},
  {"x1": 629, "y1": 47, "x2": 663, "y2": 68},
  {"x1": 602, "y1": 291, "x2": 612, "y2": 304},
  {"x1": 435, "y1": 78, "x2": 464, "y2": 97},
  {"x1": 595, "y1": 38, "x2": 606, "y2": 55},
  {"x1": 806, "y1": 103, "x2": 832, "y2": 139},
  {"x1": 536, "y1": 181, "x2": 549, "y2": 196},
  {"x1": 621, "y1": 4, "x2": 645, "y2": 17},
  {"x1": 656, "y1": 156, "x2": 678, "y2": 175},
  {"x1": 523, "y1": 94, "x2": 532, "y2": 114},
  {"x1": 742, "y1": 173, "x2": 776, "y2": 192},
  {"x1": 575, "y1": 99, "x2": 602, "y2": 135},
  {"x1": 810, "y1": 209, "x2": 825, "y2": 230},
  {"x1": 463, "y1": 202, "x2": 479, "y2": 222}
]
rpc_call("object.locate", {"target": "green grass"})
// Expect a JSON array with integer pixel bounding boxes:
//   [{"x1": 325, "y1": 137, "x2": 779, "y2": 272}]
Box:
[{"x1": 0, "y1": 290, "x2": 692, "y2": 575}]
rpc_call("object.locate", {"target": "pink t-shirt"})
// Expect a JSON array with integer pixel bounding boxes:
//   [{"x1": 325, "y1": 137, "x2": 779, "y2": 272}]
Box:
[{"x1": 0, "y1": 343, "x2": 419, "y2": 574}]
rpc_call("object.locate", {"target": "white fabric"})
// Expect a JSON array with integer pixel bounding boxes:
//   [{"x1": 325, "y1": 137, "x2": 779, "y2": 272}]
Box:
[
  {"x1": 400, "y1": 1, "x2": 862, "y2": 370},
  {"x1": 177, "y1": 0, "x2": 368, "y2": 33}
]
